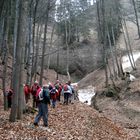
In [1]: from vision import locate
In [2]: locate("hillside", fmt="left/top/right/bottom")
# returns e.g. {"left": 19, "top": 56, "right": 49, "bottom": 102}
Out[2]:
{"left": 78, "top": 21, "right": 140, "bottom": 138}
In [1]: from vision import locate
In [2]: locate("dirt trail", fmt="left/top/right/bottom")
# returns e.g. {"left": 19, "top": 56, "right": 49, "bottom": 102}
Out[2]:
{"left": 0, "top": 101, "right": 135, "bottom": 140}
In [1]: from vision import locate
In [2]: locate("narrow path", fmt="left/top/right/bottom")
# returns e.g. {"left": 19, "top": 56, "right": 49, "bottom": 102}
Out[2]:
{"left": 0, "top": 101, "right": 135, "bottom": 140}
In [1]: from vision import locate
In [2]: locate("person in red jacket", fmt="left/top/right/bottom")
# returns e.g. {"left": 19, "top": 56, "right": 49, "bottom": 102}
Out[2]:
{"left": 24, "top": 83, "right": 31, "bottom": 103}
{"left": 31, "top": 81, "right": 40, "bottom": 107}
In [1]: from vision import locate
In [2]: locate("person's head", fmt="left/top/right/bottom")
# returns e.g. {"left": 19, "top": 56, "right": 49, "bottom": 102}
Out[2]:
{"left": 34, "top": 80, "right": 39, "bottom": 85}
{"left": 43, "top": 84, "right": 48, "bottom": 89}
{"left": 68, "top": 80, "right": 71, "bottom": 85}
{"left": 36, "top": 85, "right": 40, "bottom": 89}
{"left": 26, "top": 83, "right": 30, "bottom": 86}
{"left": 48, "top": 82, "right": 53, "bottom": 90}
{"left": 56, "top": 79, "right": 60, "bottom": 84}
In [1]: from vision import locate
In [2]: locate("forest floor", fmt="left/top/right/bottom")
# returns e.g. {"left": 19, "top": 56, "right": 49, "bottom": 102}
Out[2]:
{"left": 0, "top": 100, "right": 136, "bottom": 140}
{"left": 0, "top": 21, "right": 140, "bottom": 140}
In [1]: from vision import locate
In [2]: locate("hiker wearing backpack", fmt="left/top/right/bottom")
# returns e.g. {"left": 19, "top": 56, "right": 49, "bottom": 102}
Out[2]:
{"left": 50, "top": 87, "right": 58, "bottom": 108}
{"left": 31, "top": 81, "right": 40, "bottom": 107}
{"left": 67, "top": 81, "right": 75, "bottom": 103}
{"left": 34, "top": 84, "right": 50, "bottom": 127}
{"left": 62, "top": 82, "right": 72, "bottom": 105}
{"left": 24, "top": 83, "right": 31, "bottom": 103}
{"left": 54, "top": 80, "right": 62, "bottom": 102}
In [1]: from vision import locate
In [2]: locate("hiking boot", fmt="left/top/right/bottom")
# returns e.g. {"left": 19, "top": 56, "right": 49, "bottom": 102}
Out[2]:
{"left": 34, "top": 122, "right": 38, "bottom": 126}
{"left": 44, "top": 124, "right": 48, "bottom": 127}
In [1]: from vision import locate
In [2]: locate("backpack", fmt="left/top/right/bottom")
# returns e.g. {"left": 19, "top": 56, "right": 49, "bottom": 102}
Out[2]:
{"left": 50, "top": 88, "right": 56, "bottom": 95}
{"left": 63, "top": 84, "right": 68, "bottom": 91}
{"left": 36, "top": 88, "right": 50, "bottom": 103}
{"left": 71, "top": 86, "right": 75, "bottom": 93}
{"left": 36, "top": 88, "right": 43, "bottom": 101}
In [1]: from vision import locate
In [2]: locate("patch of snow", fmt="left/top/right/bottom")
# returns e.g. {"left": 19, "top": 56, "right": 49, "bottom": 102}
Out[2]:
{"left": 78, "top": 86, "right": 95, "bottom": 105}
{"left": 122, "top": 52, "right": 140, "bottom": 72}
{"left": 122, "top": 51, "right": 140, "bottom": 81}
{"left": 130, "top": 74, "right": 135, "bottom": 81}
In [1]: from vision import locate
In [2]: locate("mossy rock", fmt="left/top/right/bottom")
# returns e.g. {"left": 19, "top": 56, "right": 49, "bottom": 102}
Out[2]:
{"left": 105, "top": 86, "right": 120, "bottom": 99}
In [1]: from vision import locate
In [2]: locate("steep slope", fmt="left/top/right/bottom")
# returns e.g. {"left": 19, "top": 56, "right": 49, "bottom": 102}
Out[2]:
{"left": 78, "top": 20, "right": 140, "bottom": 138}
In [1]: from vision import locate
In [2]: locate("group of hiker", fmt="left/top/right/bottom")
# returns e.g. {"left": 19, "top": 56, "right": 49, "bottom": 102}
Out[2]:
{"left": 6, "top": 80, "right": 77, "bottom": 108}
{"left": 6, "top": 79, "right": 78, "bottom": 128}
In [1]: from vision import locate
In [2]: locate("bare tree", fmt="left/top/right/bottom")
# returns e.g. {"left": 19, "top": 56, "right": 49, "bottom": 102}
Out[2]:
{"left": 1, "top": 0, "right": 11, "bottom": 110}
{"left": 107, "top": 26, "right": 116, "bottom": 79}
{"left": 123, "top": 18, "right": 136, "bottom": 70}
{"left": 132, "top": 0, "right": 140, "bottom": 38}
{"left": 10, "top": 0, "right": 27, "bottom": 122}
{"left": 39, "top": 0, "right": 51, "bottom": 86}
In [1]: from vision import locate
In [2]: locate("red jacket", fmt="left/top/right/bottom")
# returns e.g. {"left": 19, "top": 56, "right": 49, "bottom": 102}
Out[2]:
{"left": 31, "top": 84, "right": 39, "bottom": 96}
{"left": 24, "top": 85, "right": 31, "bottom": 95}
{"left": 50, "top": 88, "right": 57, "bottom": 101}
{"left": 35, "top": 87, "right": 42, "bottom": 97}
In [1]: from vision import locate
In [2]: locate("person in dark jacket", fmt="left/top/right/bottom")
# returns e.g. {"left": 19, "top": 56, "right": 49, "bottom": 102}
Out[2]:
{"left": 34, "top": 84, "right": 50, "bottom": 127}
{"left": 50, "top": 87, "right": 57, "bottom": 108}
{"left": 54, "top": 80, "right": 62, "bottom": 102}
{"left": 7, "top": 89, "right": 13, "bottom": 108}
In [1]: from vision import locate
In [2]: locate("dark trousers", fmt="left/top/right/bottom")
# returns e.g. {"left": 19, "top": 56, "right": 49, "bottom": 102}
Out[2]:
{"left": 33, "top": 95, "right": 38, "bottom": 108}
{"left": 64, "top": 93, "right": 70, "bottom": 105}
{"left": 57, "top": 93, "right": 61, "bottom": 101}
{"left": 25, "top": 94, "right": 30, "bottom": 103}
{"left": 8, "top": 97, "right": 12, "bottom": 108}
{"left": 34, "top": 102, "right": 48, "bottom": 126}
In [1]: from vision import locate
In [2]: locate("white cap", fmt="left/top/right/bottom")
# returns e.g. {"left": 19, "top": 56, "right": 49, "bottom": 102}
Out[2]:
{"left": 34, "top": 80, "right": 38, "bottom": 84}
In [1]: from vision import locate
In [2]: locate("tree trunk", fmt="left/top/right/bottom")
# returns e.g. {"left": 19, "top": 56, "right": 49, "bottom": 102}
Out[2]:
{"left": 123, "top": 18, "right": 136, "bottom": 69}
{"left": 34, "top": 23, "right": 40, "bottom": 81}
{"left": 45, "top": 23, "right": 56, "bottom": 79}
{"left": 96, "top": 1, "right": 102, "bottom": 43}
{"left": 101, "top": 0, "right": 108, "bottom": 87}
{"left": 17, "top": 0, "right": 27, "bottom": 119}
{"left": 30, "top": 0, "right": 39, "bottom": 84}
{"left": 107, "top": 55, "right": 116, "bottom": 87}
{"left": 2, "top": 40, "right": 8, "bottom": 110}
{"left": 39, "top": 0, "right": 50, "bottom": 86}
{"left": 122, "top": 21, "right": 135, "bottom": 70}
{"left": 11, "top": 0, "right": 19, "bottom": 89}
{"left": 1, "top": 0, "right": 10, "bottom": 110}
{"left": 10, "top": 0, "right": 26, "bottom": 122}
{"left": 132, "top": 0, "right": 140, "bottom": 38}
{"left": 26, "top": 0, "right": 33, "bottom": 85}
{"left": 65, "top": 19, "right": 70, "bottom": 81}
{"left": 0, "top": 0, "right": 5, "bottom": 18}
{"left": 107, "top": 26, "right": 116, "bottom": 79}
{"left": 111, "top": 26, "right": 121, "bottom": 76}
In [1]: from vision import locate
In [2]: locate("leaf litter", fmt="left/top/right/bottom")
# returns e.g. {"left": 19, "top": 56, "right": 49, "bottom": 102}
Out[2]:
{"left": 0, "top": 101, "right": 136, "bottom": 140}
